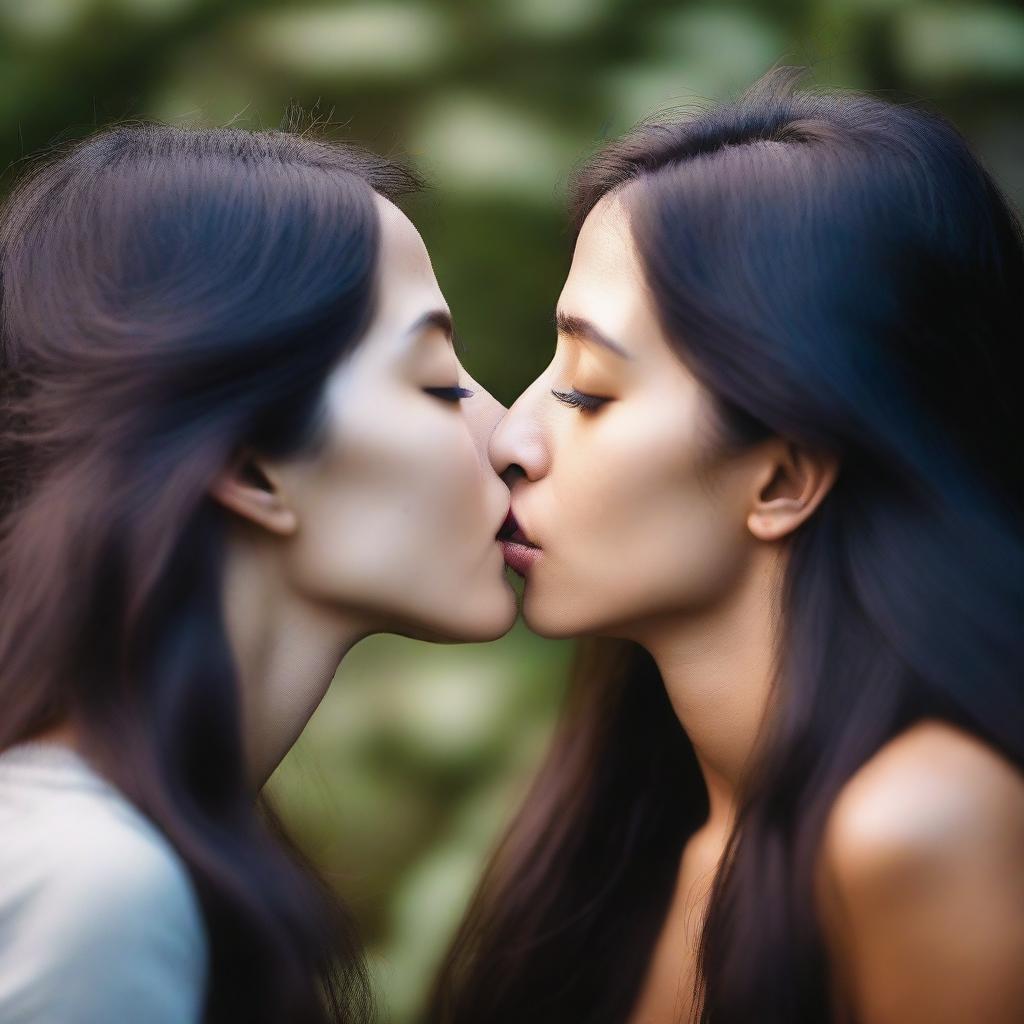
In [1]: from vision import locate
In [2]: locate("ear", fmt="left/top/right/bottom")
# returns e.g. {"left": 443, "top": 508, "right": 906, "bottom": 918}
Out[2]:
{"left": 746, "top": 440, "right": 839, "bottom": 542}
{"left": 209, "top": 447, "right": 297, "bottom": 536}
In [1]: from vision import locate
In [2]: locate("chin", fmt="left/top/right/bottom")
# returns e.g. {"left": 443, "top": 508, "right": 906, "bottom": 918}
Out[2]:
{"left": 460, "top": 583, "right": 519, "bottom": 641}
{"left": 458, "top": 612, "right": 517, "bottom": 643}
{"left": 521, "top": 593, "right": 588, "bottom": 640}
{"left": 522, "top": 586, "right": 640, "bottom": 641}
{"left": 402, "top": 580, "right": 518, "bottom": 643}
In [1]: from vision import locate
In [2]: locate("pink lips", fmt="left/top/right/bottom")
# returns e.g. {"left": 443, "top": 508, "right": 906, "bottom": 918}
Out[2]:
{"left": 497, "top": 510, "right": 541, "bottom": 578}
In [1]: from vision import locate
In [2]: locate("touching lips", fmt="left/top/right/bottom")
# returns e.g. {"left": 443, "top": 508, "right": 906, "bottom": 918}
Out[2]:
{"left": 497, "top": 509, "right": 534, "bottom": 546}
{"left": 497, "top": 510, "right": 541, "bottom": 578}
{"left": 498, "top": 509, "right": 513, "bottom": 541}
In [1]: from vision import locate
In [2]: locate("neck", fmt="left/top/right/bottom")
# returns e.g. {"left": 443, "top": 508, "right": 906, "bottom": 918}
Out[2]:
{"left": 638, "top": 546, "right": 784, "bottom": 836}
{"left": 221, "top": 528, "right": 372, "bottom": 791}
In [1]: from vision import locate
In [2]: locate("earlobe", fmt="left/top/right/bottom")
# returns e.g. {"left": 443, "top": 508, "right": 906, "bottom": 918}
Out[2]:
{"left": 746, "top": 441, "right": 838, "bottom": 542}
{"left": 209, "top": 451, "right": 298, "bottom": 536}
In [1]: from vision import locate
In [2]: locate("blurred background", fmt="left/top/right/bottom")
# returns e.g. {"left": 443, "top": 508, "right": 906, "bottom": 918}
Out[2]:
{"left": 2, "top": 0, "right": 1021, "bottom": 1018}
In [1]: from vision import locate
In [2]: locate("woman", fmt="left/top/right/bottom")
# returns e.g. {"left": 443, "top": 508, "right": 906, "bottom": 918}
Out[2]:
{"left": 429, "top": 69, "right": 1024, "bottom": 1023}
{"left": 0, "top": 122, "right": 516, "bottom": 1023}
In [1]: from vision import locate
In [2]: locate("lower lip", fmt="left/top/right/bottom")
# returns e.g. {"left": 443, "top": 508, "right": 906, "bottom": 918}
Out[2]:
{"left": 501, "top": 540, "right": 541, "bottom": 578}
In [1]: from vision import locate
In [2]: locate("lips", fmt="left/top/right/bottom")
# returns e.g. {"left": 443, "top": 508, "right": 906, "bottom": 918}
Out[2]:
{"left": 497, "top": 510, "right": 537, "bottom": 548}
{"left": 497, "top": 509, "right": 540, "bottom": 578}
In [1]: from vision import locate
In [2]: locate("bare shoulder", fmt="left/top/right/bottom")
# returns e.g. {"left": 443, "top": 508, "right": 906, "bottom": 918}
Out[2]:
{"left": 821, "top": 718, "right": 1024, "bottom": 881}
{"left": 817, "top": 720, "right": 1024, "bottom": 1023}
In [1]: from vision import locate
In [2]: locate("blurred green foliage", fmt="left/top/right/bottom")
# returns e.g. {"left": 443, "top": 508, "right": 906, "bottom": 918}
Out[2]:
{"left": 2, "top": 1, "right": 1021, "bottom": 1019}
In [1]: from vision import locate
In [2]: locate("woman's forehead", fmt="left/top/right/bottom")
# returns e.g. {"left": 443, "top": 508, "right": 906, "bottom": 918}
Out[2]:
{"left": 558, "top": 193, "right": 654, "bottom": 345}
{"left": 373, "top": 194, "right": 445, "bottom": 309}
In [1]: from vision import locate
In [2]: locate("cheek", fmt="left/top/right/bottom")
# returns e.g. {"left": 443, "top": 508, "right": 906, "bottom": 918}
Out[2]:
{"left": 540, "top": 408, "right": 748, "bottom": 630}
{"left": 284, "top": 391, "right": 493, "bottom": 614}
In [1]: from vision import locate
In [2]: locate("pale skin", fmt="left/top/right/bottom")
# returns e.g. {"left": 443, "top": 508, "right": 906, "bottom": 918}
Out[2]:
{"left": 34, "top": 194, "right": 517, "bottom": 790}
{"left": 489, "top": 191, "right": 1024, "bottom": 1023}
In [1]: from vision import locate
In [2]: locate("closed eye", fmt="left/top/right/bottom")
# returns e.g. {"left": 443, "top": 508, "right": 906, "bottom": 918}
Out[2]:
{"left": 424, "top": 386, "right": 475, "bottom": 403}
{"left": 551, "top": 388, "right": 610, "bottom": 413}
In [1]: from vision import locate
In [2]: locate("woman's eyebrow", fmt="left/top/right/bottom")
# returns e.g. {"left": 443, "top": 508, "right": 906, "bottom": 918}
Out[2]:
{"left": 404, "top": 308, "right": 466, "bottom": 354}
{"left": 555, "top": 310, "right": 631, "bottom": 359}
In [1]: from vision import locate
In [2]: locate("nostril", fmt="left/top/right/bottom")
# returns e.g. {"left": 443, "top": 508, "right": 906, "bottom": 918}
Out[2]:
{"left": 500, "top": 464, "right": 527, "bottom": 487}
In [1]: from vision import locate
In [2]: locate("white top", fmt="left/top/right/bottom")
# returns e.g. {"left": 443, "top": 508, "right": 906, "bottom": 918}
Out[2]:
{"left": 0, "top": 741, "right": 208, "bottom": 1023}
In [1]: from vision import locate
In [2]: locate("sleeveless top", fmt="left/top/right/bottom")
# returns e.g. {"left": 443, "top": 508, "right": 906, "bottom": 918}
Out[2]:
{"left": 0, "top": 740, "right": 208, "bottom": 1022}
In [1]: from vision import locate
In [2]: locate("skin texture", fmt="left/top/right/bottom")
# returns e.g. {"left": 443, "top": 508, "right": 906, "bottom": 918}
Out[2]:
{"left": 490, "top": 191, "right": 835, "bottom": 826}
{"left": 490, "top": 192, "right": 1024, "bottom": 1022}
{"left": 39, "top": 196, "right": 515, "bottom": 789}
{"left": 817, "top": 720, "right": 1024, "bottom": 1024}
{"left": 212, "top": 195, "right": 515, "bottom": 785}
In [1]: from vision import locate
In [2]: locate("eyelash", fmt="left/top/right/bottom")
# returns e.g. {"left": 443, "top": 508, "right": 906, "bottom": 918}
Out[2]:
{"left": 551, "top": 388, "right": 610, "bottom": 413}
{"left": 424, "top": 386, "right": 475, "bottom": 403}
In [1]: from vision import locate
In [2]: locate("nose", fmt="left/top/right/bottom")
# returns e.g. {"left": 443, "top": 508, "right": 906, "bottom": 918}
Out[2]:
{"left": 460, "top": 368, "right": 507, "bottom": 470}
{"left": 488, "top": 377, "right": 551, "bottom": 483}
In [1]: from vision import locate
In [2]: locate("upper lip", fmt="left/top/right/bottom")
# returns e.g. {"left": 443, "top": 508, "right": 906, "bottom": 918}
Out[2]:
{"left": 497, "top": 507, "right": 538, "bottom": 548}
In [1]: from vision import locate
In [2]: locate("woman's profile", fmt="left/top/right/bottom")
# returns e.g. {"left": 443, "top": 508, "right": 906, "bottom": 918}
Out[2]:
{"left": 0, "top": 121, "right": 516, "bottom": 1023}
{"left": 430, "top": 68, "right": 1024, "bottom": 1023}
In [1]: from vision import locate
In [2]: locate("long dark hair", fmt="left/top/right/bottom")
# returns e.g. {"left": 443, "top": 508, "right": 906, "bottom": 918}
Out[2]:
{"left": 0, "top": 120, "right": 417, "bottom": 1023}
{"left": 426, "top": 68, "right": 1024, "bottom": 1023}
